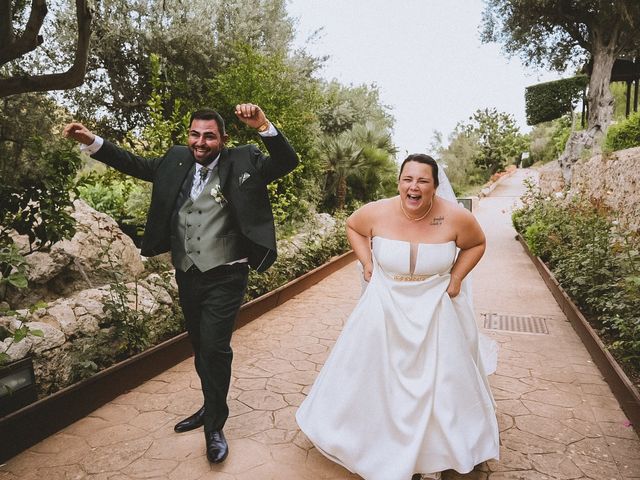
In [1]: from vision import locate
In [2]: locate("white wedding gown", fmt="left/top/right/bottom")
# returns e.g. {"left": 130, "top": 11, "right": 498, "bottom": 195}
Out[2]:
{"left": 296, "top": 237, "right": 499, "bottom": 480}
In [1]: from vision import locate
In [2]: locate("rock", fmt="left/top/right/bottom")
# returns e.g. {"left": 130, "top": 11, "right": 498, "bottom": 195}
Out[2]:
{"left": 279, "top": 213, "right": 338, "bottom": 256}
{"left": 0, "top": 319, "right": 65, "bottom": 361}
{"left": 1, "top": 201, "right": 183, "bottom": 395}
{"left": 53, "top": 199, "right": 145, "bottom": 284}
{"left": 25, "top": 248, "right": 74, "bottom": 284}
{"left": 47, "top": 299, "right": 101, "bottom": 337}
{"left": 558, "top": 130, "right": 595, "bottom": 182}
{"left": 139, "top": 274, "right": 174, "bottom": 305}
{"left": 27, "top": 322, "right": 66, "bottom": 354}
{"left": 0, "top": 316, "right": 22, "bottom": 332}
{"left": 77, "top": 289, "right": 110, "bottom": 318}
{"left": 7, "top": 200, "right": 145, "bottom": 308}
{"left": 2, "top": 336, "right": 33, "bottom": 362}
{"left": 538, "top": 160, "right": 566, "bottom": 196}
{"left": 124, "top": 283, "right": 158, "bottom": 315}
{"left": 46, "top": 302, "right": 77, "bottom": 336}
{"left": 76, "top": 314, "right": 100, "bottom": 334}
{"left": 37, "top": 288, "right": 110, "bottom": 338}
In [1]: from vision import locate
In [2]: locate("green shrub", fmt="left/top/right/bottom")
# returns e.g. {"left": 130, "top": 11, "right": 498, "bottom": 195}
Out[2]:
{"left": 604, "top": 111, "right": 640, "bottom": 151}
{"left": 1, "top": 138, "right": 81, "bottom": 251}
{"left": 513, "top": 184, "right": 640, "bottom": 372}
{"left": 245, "top": 216, "right": 350, "bottom": 301}
{"left": 528, "top": 115, "right": 580, "bottom": 166}
{"left": 76, "top": 170, "right": 150, "bottom": 227}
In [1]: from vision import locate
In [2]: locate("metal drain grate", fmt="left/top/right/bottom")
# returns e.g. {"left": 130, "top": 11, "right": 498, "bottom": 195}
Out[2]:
{"left": 482, "top": 312, "right": 549, "bottom": 334}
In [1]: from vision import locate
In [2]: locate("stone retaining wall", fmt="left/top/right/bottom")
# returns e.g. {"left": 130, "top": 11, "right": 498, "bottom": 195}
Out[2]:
{"left": 1, "top": 200, "right": 180, "bottom": 396}
{"left": 539, "top": 146, "right": 640, "bottom": 232}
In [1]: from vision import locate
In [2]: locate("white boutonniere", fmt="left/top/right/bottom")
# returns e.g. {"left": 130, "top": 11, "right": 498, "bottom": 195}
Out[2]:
{"left": 210, "top": 184, "right": 227, "bottom": 205}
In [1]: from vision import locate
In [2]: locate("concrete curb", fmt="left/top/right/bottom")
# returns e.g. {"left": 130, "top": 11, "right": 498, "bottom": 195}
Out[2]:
{"left": 0, "top": 250, "right": 356, "bottom": 463}
{"left": 516, "top": 234, "right": 640, "bottom": 436}
{"left": 479, "top": 167, "right": 518, "bottom": 198}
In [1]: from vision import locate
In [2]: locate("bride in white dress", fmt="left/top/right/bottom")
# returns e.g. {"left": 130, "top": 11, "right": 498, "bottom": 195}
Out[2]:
{"left": 296, "top": 154, "right": 499, "bottom": 480}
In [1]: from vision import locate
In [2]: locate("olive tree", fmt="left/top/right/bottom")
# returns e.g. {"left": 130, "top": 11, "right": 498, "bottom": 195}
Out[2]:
{"left": 482, "top": 0, "right": 640, "bottom": 178}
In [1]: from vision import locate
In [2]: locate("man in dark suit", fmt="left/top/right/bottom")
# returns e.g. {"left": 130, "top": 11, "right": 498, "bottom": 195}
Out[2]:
{"left": 63, "top": 104, "right": 298, "bottom": 463}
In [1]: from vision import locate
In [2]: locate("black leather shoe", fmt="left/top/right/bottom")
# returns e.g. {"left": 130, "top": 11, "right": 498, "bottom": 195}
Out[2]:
{"left": 174, "top": 406, "right": 205, "bottom": 433}
{"left": 205, "top": 430, "right": 229, "bottom": 463}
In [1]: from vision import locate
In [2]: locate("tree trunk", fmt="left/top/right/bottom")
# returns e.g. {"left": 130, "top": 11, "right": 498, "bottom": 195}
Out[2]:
{"left": 336, "top": 177, "right": 347, "bottom": 210}
{"left": 558, "top": 38, "right": 616, "bottom": 182}
{"left": 586, "top": 42, "right": 616, "bottom": 144}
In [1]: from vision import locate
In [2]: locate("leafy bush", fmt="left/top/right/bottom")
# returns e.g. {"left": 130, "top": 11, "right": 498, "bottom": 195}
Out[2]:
{"left": 513, "top": 183, "right": 640, "bottom": 372}
{"left": 527, "top": 115, "right": 573, "bottom": 165}
{"left": 435, "top": 129, "right": 488, "bottom": 195}
{"left": 604, "top": 111, "right": 640, "bottom": 152}
{"left": 1, "top": 137, "right": 82, "bottom": 252}
{"left": 76, "top": 169, "right": 150, "bottom": 228}
{"left": 464, "top": 108, "right": 528, "bottom": 175}
{"left": 0, "top": 244, "right": 46, "bottom": 365}
{"left": 245, "top": 216, "right": 351, "bottom": 301}
{"left": 208, "top": 43, "right": 324, "bottom": 225}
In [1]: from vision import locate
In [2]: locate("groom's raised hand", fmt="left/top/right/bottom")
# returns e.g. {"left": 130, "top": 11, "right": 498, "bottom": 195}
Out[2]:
{"left": 234, "top": 103, "right": 270, "bottom": 131}
{"left": 63, "top": 122, "right": 96, "bottom": 146}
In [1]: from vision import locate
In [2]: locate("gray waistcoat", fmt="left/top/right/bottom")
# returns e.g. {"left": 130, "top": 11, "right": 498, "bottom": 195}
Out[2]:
{"left": 171, "top": 167, "right": 246, "bottom": 272}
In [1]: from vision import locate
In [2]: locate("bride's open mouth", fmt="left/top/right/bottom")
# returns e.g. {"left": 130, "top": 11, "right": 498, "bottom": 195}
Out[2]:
{"left": 406, "top": 193, "right": 422, "bottom": 207}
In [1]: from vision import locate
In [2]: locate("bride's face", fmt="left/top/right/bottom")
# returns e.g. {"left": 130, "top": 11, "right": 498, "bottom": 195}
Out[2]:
{"left": 398, "top": 161, "right": 437, "bottom": 214}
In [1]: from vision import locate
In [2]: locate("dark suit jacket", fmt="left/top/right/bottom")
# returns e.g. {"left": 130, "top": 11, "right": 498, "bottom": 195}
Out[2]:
{"left": 91, "top": 130, "right": 299, "bottom": 272}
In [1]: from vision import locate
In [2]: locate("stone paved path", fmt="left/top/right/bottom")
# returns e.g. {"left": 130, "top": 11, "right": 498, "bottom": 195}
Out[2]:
{"left": 1, "top": 169, "right": 639, "bottom": 479}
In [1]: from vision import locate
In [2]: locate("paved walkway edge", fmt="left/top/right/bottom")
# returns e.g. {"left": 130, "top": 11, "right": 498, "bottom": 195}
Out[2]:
{"left": 0, "top": 250, "right": 356, "bottom": 463}
{"left": 517, "top": 233, "right": 640, "bottom": 435}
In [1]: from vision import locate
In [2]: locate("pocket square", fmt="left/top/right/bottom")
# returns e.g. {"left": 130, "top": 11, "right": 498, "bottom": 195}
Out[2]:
{"left": 239, "top": 172, "right": 251, "bottom": 185}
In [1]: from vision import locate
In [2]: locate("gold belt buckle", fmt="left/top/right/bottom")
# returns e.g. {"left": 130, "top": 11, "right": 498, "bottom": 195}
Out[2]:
{"left": 393, "top": 274, "right": 429, "bottom": 281}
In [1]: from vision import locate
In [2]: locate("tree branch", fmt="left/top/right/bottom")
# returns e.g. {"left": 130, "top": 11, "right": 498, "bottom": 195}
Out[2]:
{"left": 0, "top": 1, "right": 14, "bottom": 48}
{"left": 555, "top": 3, "right": 591, "bottom": 51}
{"left": 0, "top": 0, "right": 48, "bottom": 66}
{"left": 619, "top": 2, "right": 640, "bottom": 29}
{"left": 614, "top": 2, "right": 640, "bottom": 55}
{"left": 0, "top": 0, "right": 92, "bottom": 98}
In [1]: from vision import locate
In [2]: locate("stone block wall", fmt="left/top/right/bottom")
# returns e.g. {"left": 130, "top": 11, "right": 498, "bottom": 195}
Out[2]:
{"left": 538, "top": 146, "right": 640, "bottom": 232}
{"left": 571, "top": 147, "right": 640, "bottom": 232}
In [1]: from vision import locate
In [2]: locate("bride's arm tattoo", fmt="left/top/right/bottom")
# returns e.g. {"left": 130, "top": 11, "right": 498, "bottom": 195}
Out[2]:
{"left": 430, "top": 216, "right": 444, "bottom": 225}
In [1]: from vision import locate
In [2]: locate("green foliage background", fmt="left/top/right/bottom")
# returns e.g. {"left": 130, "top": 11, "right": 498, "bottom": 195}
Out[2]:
{"left": 433, "top": 108, "right": 528, "bottom": 194}
{"left": 605, "top": 111, "right": 640, "bottom": 152}
{"left": 513, "top": 183, "right": 640, "bottom": 373}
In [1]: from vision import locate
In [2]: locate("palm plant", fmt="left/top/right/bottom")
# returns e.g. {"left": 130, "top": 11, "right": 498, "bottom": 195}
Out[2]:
{"left": 320, "top": 132, "right": 363, "bottom": 210}
{"left": 351, "top": 121, "right": 398, "bottom": 200}
{"left": 320, "top": 121, "right": 398, "bottom": 211}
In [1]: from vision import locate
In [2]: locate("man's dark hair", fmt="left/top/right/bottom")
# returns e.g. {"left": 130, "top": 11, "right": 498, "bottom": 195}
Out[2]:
{"left": 398, "top": 153, "right": 439, "bottom": 188}
{"left": 190, "top": 109, "right": 226, "bottom": 135}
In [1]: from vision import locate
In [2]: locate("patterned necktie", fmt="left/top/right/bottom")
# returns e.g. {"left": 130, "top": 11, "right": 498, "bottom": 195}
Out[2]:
{"left": 191, "top": 166, "right": 210, "bottom": 200}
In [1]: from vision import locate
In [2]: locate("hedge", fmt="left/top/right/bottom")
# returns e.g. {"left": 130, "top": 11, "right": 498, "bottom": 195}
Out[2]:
{"left": 525, "top": 75, "right": 589, "bottom": 126}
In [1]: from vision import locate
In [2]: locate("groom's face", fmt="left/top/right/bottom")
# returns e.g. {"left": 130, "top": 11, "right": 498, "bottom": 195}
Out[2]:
{"left": 188, "top": 119, "right": 228, "bottom": 165}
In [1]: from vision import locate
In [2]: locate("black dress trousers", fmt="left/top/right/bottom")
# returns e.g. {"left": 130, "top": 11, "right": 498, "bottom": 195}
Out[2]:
{"left": 175, "top": 263, "right": 249, "bottom": 432}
